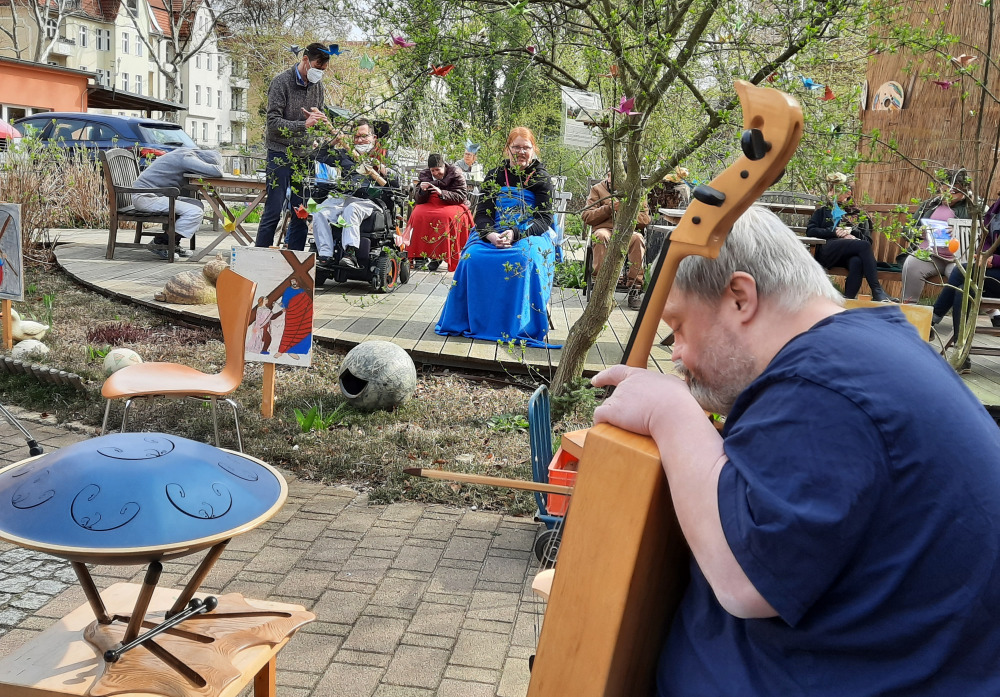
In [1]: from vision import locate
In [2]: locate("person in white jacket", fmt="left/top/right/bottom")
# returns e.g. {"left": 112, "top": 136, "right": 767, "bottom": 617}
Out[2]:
{"left": 131, "top": 148, "right": 224, "bottom": 259}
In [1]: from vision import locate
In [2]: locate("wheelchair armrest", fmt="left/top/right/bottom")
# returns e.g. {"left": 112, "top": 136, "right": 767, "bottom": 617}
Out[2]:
{"left": 115, "top": 185, "right": 182, "bottom": 198}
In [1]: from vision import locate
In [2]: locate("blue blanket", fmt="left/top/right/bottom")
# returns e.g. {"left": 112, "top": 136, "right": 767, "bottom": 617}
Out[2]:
{"left": 436, "top": 187, "right": 561, "bottom": 348}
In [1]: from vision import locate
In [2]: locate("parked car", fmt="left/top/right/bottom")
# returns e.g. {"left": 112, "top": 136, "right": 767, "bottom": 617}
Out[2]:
{"left": 12, "top": 112, "right": 197, "bottom": 163}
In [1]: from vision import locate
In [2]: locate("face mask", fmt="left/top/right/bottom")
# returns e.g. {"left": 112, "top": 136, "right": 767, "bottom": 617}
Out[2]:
{"left": 306, "top": 67, "right": 323, "bottom": 84}
{"left": 355, "top": 142, "right": 374, "bottom": 153}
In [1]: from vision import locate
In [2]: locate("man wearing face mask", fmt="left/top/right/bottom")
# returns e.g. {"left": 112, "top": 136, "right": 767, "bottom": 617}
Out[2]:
{"left": 312, "top": 119, "right": 399, "bottom": 269}
{"left": 254, "top": 42, "right": 330, "bottom": 251}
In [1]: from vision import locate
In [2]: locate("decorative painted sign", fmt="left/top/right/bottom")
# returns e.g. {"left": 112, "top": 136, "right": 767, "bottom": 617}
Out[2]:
{"left": 0, "top": 203, "right": 24, "bottom": 301}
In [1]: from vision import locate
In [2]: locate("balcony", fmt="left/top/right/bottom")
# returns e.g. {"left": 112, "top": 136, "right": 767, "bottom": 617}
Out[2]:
{"left": 229, "top": 109, "right": 249, "bottom": 122}
{"left": 231, "top": 75, "right": 249, "bottom": 89}
{"left": 50, "top": 37, "right": 75, "bottom": 56}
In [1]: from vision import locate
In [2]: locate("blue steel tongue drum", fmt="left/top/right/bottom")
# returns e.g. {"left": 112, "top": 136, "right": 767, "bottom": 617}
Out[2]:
{"left": 0, "top": 432, "right": 314, "bottom": 696}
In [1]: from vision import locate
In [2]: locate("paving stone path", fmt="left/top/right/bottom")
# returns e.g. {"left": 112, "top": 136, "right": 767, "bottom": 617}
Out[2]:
{"left": 0, "top": 409, "right": 541, "bottom": 696}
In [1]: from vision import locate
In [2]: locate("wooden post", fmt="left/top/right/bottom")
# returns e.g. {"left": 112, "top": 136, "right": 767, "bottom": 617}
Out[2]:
{"left": 262, "top": 362, "right": 276, "bottom": 418}
{"left": 1, "top": 300, "right": 11, "bottom": 350}
{"left": 254, "top": 656, "right": 277, "bottom": 697}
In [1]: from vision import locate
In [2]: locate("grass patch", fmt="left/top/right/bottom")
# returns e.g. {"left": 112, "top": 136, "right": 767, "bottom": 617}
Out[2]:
{"left": 1, "top": 263, "right": 594, "bottom": 515}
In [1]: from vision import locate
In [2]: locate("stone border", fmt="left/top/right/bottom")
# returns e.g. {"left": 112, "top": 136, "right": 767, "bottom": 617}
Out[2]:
{"left": 0, "top": 356, "right": 88, "bottom": 392}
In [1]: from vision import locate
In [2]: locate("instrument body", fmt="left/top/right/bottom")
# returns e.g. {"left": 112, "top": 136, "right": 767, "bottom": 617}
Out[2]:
{"left": 527, "top": 81, "right": 803, "bottom": 696}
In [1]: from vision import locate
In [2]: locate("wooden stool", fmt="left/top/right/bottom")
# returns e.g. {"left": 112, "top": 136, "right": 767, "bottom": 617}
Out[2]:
{"left": 0, "top": 583, "right": 311, "bottom": 697}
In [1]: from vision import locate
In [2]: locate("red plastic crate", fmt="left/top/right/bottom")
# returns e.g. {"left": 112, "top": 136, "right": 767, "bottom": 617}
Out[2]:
{"left": 546, "top": 448, "right": 578, "bottom": 516}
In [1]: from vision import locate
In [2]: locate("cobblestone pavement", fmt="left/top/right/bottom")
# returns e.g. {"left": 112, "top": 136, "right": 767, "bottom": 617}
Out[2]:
{"left": 0, "top": 408, "right": 541, "bottom": 696}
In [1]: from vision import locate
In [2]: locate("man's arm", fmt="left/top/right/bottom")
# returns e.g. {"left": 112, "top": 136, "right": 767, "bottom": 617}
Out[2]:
{"left": 580, "top": 185, "right": 611, "bottom": 227}
{"left": 592, "top": 366, "right": 777, "bottom": 619}
{"left": 435, "top": 166, "right": 468, "bottom": 204}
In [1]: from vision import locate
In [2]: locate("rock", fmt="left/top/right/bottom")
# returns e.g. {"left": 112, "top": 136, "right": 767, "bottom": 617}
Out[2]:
{"left": 11, "top": 340, "right": 49, "bottom": 361}
{"left": 339, "top": 341, "right": 417, "bottom": 412}
{"left": 154, "top": 271, "right": 217, "bottom": 305}
{"left": 202, "top": 254, "right": 229, "bottom": 285}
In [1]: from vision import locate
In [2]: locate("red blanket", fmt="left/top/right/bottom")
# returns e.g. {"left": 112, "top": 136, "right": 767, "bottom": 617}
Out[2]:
{"left": 405, "top": 196, "right": 474, "bottom": 270}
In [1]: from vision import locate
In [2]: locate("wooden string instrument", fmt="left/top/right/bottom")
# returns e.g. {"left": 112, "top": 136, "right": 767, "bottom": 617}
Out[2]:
{"left": 526, "top": 81, "right": 803, "bottom": 697}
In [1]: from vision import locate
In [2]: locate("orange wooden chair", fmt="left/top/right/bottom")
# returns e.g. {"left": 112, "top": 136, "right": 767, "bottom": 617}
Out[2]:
{"left": 100, "top": 269, "right": 257, "bottom": 450}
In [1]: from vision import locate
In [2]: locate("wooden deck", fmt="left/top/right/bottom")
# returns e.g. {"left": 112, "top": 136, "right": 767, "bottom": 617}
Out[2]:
{"left": 51, "top": 228, "right": 1000, "bottom": 406}
{"left": 51, "top": 229, "right": 674, "bottom": 378}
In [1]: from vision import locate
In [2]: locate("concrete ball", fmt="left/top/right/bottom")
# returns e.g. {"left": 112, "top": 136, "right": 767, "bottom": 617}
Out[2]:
{"left": 339, "top": 341, "right": 417, "bottom": 411}
{"left": 103, "top": 347, "right": 143, "bottom": 376}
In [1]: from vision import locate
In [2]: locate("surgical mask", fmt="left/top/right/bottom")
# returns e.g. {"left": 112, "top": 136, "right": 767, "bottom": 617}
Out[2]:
{"left": 306, "top": 67, "right": 324, "bottom": 84}
{"left": 355, "top": 142, "right": 374, "bottom": 153}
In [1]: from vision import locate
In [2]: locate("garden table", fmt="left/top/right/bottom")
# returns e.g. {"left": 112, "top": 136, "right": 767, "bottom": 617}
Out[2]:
{"left": 184, "top": 173, "right": 268, "bottom": 262}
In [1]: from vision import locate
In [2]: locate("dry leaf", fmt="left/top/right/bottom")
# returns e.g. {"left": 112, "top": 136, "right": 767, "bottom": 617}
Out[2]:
{"left": 407, "top": 453, "right": 417, "bottom": 460}
{"left": 449, "top": 483, "right": 461, "bottom": 492}
{"left": 433, "top": 458, "right": 448, "bottom": 464}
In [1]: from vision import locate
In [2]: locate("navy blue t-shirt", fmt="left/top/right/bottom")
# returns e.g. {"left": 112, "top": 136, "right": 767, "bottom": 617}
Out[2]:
{"left": 658, "top": 307, "right": 1000, "bottom": 696}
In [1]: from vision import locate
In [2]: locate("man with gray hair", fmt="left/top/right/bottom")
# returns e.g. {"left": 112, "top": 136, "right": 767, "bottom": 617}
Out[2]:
{"left": 132, "top": 147, "right": 224, "bottom": 259}
{"left": 593, "top": 206, "right": 1000, "bottom": 695}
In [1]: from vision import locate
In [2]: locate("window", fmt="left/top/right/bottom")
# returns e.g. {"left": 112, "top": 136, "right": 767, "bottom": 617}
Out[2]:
{"left": 206, "top": 54, "right": 212, "bottom": 71}
{"left": 136, "top": 39, "right": 142, "bottom": 57}
{"left": 230, "top": 88, "right": 242, "bottom": 111}
{"left": 205, "top": 85, "right": 211, "bottom": 105}
{"left": 79, "top": 26, "right": 88, "bottom": 48}
{"left": 201, "top": 122, "right": 207, "bottom": 142}
{"left": 217, "top": 89, "right": 222, "bottom": 108}
{"left": 97, "top": 28, "right": 110, "bottom": 51}
{"left": 45, "top": 18, "right": 57, "bottom": 39}
{"left": 126, "top": 0, "right": 138, "bottom": 14}
{"left": 195, "top": 54, "right": 201, "bottom": 69}
{"left": 194, "top": 85, "right": 201, "bottom": 105}
{"left": 121, "top": 72, "right": 129, "bottom": 92}
{"left": 216, "top": 124, "right": 221, "bottom": 144}
{"left": 122, "top": 32, "right": 129, "bottom": 54}
{"left": 190, "top": 121, "right": 197, "bottom": 140}
{"left": 95, "top": 68, "right": 107, "bottom": 86}
{"left": 134, "top": 75, "right": 142, "bottom": 95}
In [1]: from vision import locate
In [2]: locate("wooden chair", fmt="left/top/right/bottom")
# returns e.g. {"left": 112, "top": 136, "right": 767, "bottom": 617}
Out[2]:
{"left": 100, "top": 269, "right": 257, "bottom": 450}
{"left": 99, "top": 148, "right": 194, "bottom": 262}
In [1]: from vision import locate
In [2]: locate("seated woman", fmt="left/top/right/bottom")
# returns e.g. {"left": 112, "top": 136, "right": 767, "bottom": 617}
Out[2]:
{"left": 404, "top": 153, "right": 472, "bottom": 271}
{"left": 900, "top": 169, "right": 971, "bottom": 303}
{"left": 436, "top": 127, "right": 560, "bottom": 348}
{"left": 807, "top": 178, "right": 895, "bottom": 302}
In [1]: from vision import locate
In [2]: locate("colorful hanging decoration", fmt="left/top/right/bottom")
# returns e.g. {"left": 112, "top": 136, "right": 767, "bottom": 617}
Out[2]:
{"left": 820, "top": 85, "right": 836, "bottom": 101}
{"left": 392, "top": 36, "right": 416, "bottom": 48}
{"left": 611, "top": 96, "right": 641, "bottom": 116}
{"left": 288, "top": 45, "right": 302, "bottom": 57}
{"left": 294, "top": 204, "right": 309, "bottom": 219}
{"left": 318, "top": 44, "right": 343, "bottom": 57}
{"left": 360, "top": 55, "right": 376, "bottom": 70}
{"left": 599, "top": 64, "right": 619, "bottom": 78}
{"left": 430, "top": 64, "right": 456, "bottom": 77}
{"left": 465, "top": 140, "right": 481, "bottom": 154}
{"left": 951, "top": 54, "right": 978, "bottom": 69}
{"left": 525, "top": 45, "right": 537, "bottom": 55}
{"left": 471, "top": 28, "right": 488, "bottom": 42}
{"left": 800, "top": 76, "right": 823, "bottom": 90}
{"left": 766, "top": 73, "right": 777, "bottom": 83}
{"left": 506, "top": 0, "right": 529, "bottom": 14}
{"left": 932, "top": 79, "right": 958, "bottom": 90}
{"left": 306, "top": 197, "right": 319, "bottom": 214}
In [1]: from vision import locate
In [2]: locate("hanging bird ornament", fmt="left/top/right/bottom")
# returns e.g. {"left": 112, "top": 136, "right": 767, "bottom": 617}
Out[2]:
{"left": 392, "top": 36, "right": 416, "bottom": 48}
{"left": 820, "top": 85, "right": 836, "bottom": 100}
{"left": 951, "top": 54, "right": 978, "bottom": 69}
{"left": 471, "top": 27, "right": 488, "bottom": 43}
{"left": 288, "top": 44, "right": 302, "bottom": 57}
{"left": 599, "top": 63, "right": 619, "bottom": 78}
{"left": 430, "top": 64, "right": 456, "bottom": 77}
{"left": 506, "top": 0, "right": 529, "bottom": 14}
{"left": 319, "top": 44, "right": 344, "bottom": 57}
{"left": 933, "top": 79, "right": 958, "bottom": 89}
{"left": 800, "top": 76, "right": 823, "bottom": 90}
{"left": 611, "top": 96, "right": 642, "bottom": 116}
{"left": 360, "top": 54, "right": 376, "bottom": 70}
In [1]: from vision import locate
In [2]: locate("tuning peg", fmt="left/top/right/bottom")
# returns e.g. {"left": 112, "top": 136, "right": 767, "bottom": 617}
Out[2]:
{"left": 740, "top": 128, "right": 770, "bottom": 161}
{"left": 692, "top": 185, "right": 726, "bottom": 207}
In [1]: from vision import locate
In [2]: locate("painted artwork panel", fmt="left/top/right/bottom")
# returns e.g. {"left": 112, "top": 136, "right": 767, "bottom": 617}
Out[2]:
{"left": 230, "top": 246, "right": 316, "bottom": 367}
{"left": 0, "top": 204, "right": 24, "bottom": 301}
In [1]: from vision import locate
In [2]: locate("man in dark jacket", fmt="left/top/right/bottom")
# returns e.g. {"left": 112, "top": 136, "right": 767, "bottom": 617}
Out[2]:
{"left": 413, "top": 153, "right": 467, "bottom": 205}
{"left": 254, "top": 42, "right": 330, "bottom": 251}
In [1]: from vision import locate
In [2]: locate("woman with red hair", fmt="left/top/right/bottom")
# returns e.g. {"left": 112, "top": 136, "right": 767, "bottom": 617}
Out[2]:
{"left": 436, "top": 127, "right": 560, "bottom": 348}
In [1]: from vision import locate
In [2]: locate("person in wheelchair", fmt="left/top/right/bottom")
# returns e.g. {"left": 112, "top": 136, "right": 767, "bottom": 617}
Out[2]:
{"left": 435, "top": 126, "right": 561, "bottom": 348}
{"left": 581, "top": 167, "right": 651, "bottom": 310}
{"left": 312, "top": 119, "right": 399, "bottom": 269}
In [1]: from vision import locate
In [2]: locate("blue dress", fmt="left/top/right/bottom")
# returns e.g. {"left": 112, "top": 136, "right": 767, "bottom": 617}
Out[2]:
{"left": 436, "top": 186, "right": 561, "bottom": 348}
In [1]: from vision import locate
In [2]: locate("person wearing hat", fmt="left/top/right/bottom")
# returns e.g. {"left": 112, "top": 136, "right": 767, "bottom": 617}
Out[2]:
{"left": 807, "top": 175, "right": 895, "bottom": 302}
{"left": 900, "top": 168, "right": 973, "bottom": 304}
{"left": 455, "top": 140, "right": 484, "bottom": 182}
{"left": 405, "top": 153, "right": 472, "bottom": 271}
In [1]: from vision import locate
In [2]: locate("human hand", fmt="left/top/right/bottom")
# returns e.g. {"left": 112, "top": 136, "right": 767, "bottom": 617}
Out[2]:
{"left": 835, "top": 227, "right": 852, "bottom": 238}
{"left": 301, "top": 107, "right": 327, "bottom": 128}
{"left": 613, "top": 200, "right": 621, "bottom": 211}
{"left": 592, "top": 366, "right": 696, "bottom": 437}
{"left": 488, "top": 230, "right": 513, "bottom": 248}
{"left": 420, "top": 181, "right": 432, "bottom": 190}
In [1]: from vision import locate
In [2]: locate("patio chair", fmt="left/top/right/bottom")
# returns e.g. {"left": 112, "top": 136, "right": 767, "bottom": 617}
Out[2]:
{"left": 99, "top": 148, "right": 195, "bottom": 262}
{"left": 100, "top": 269, "right": 257, "bottom": 451}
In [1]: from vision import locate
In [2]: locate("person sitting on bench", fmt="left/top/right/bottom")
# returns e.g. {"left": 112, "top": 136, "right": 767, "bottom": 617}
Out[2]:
{"left": 405, "top": 153, "right": 471, "bottom": 271}
{"left": 807, "top": 173, "right": 895, "bottom": 302}
{"left": 313, "top": 119, "right": 397, "bottom": 269}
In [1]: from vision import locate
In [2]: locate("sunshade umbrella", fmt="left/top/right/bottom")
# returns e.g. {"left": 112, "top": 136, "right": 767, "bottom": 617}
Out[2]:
{"left": 0, "top": 118, "right": 19, "bottom": 139}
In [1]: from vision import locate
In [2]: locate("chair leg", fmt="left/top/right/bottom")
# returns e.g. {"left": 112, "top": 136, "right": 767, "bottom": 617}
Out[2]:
{"left": 101, "top": 399, "right": 112, "bottom": 435}
{"left": 134, "top": 221, "right": 143, "bottom": 244}
{"left": 223, "top": 398, "right": 243, "bottom": 452}
{"left": 120, "top": 398, "right": 135, "bottom": 433}
{"left": 107, "top": 212, "right": 118, "bottom": 260}
{"left": 210, "top": 397, "right": 220, "bottom": 447}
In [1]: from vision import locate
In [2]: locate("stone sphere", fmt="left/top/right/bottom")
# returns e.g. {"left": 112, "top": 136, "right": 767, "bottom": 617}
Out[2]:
{"left": 103, "top": 347, "right": 143, "bottom": 376}
{"left": 339, "top": 341, "right": 417, "bottom": 411}
{"left": 11, "top": 340, "right": 48, "bottom": 361}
